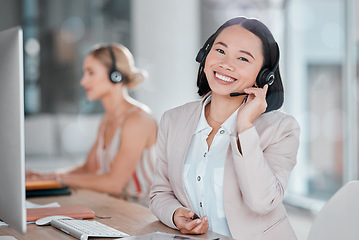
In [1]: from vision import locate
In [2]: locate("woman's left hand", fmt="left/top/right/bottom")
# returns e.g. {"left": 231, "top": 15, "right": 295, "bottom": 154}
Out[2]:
{"left": 236, "top": 84, "right": 268, "bottom": 133}
{"left": 173, "top": 208, "right": 209, "bottom": 235}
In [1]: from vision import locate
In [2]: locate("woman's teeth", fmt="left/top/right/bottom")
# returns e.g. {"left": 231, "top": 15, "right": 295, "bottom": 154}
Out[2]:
{"left": 215, "top": 72, "right": 235, "bottom": 82}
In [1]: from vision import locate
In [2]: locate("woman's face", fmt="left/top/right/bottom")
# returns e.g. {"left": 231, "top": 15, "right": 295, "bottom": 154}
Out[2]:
{"left": 204, "top": 25, "right": 264, "bottom": 96}
{"left": 80, "top": 54, "right": 112, "bottom": 100}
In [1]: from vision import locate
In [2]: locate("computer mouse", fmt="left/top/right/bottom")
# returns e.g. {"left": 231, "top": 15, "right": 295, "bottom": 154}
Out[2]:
{"left": 35, "top": 215, "right": 74, "bottom": 226}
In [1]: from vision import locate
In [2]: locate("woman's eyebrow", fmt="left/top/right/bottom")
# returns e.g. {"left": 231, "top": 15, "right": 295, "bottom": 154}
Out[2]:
{"left": 214, "top": 41, "right": 228, "bottom": 48}
{"left": 214, "top": 41, "right": 255, "bottom": 60}
{"left": 239, "top": 50, "right": 255, "bottom": 60}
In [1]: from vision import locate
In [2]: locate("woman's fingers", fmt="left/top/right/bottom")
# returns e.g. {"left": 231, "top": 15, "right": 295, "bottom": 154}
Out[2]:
{"left": 25, "top": 170, "right": 56, "bottom": 181}
{"left": 190, "top": 216, "right": 209, "bottom": 234}
{"left": 173, "top": 208, "right": 209, "bottom": 235}
{"left": 180, "top": 216, "right": 209, "bottom": 234}
{"left": 237, "top": 84, "right": 269, "bottom": 133}
{"left": 244, "top": 84, "right": 268, "bottom": 99}
{"left": 25, "top": 170, "right": 41, "bottom": 180}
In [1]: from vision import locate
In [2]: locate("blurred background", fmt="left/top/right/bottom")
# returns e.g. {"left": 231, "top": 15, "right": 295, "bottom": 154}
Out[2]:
{"left": 0, "top": 0, "right": 358, "bottom": 239}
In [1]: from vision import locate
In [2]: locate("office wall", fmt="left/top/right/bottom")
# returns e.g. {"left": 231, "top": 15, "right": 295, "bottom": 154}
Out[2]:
{"left": 131, "top": 0, "right": 200, "bottom": 121}
{"left": 0, "top": 1, "right": 21, "bottom": 31}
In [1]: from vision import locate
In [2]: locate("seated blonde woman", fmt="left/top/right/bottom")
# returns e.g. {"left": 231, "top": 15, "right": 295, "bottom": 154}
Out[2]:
{"left": 27, "top": 44, "right": 157, "bottom": 206}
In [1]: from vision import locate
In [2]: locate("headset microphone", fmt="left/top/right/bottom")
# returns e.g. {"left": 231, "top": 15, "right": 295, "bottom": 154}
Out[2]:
{"left": 107, "top": 46, "right": 123, "bottom": 83}
{"left": 229, "top": 92, "right": 248, "bottom": 97}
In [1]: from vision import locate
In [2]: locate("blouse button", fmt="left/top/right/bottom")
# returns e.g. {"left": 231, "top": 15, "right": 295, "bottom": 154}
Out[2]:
{"left": 220, "top": 130, "right": 225, "bottom": 134}
{"left": 203, "top": 152, "right": 207, "bottom": 157}
{"left": 200, "top": 202, "right": 203, "bottom": 207}
{"left": 197, "top": 176, "right": 201, "bottom": 181}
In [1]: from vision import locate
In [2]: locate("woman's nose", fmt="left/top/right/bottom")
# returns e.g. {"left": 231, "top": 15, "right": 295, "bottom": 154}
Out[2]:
{"left": 219, "top": 56, "right": 235, "bottom": 71}
{"left": 80, "top": 76, "right": 86, "bottom": 86}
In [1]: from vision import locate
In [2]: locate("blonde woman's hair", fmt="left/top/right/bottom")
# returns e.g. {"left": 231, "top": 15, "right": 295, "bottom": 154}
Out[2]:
{"left": 89, "top": 43, "right": 146, "bottom": 89}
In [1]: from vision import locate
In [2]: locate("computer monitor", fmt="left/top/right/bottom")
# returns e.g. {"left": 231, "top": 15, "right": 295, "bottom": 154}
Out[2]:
{"left": 0, "top": 26, "right": 26, "bottom": 233}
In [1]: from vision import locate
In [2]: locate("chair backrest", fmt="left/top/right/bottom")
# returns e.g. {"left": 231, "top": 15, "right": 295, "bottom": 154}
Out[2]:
{"left": 307, "top": 180, "right": 359, "bottom": 240}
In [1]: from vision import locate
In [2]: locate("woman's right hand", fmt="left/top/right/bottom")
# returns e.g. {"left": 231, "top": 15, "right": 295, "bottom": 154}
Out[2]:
{"left": 173, "top": 207, "right": 209, "bottom": 235}
{"left": 236, "top": 84, "right": 268, "bottom": 133}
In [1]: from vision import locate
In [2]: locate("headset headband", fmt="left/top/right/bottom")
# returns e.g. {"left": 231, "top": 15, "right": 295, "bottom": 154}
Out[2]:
{"left": 107, "top": 46, "right": 123, "bottom": 83}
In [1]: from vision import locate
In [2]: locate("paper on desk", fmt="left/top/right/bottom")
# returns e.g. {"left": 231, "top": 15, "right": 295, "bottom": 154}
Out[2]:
{"left": 25, "top": 200, "right": 60, "bottom": 208}
{"left": 121, "top": 231, "right": 219, "bottom": 240}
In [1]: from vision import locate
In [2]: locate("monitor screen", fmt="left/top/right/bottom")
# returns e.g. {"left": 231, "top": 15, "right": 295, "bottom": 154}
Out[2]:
{"left": 0, "top": 26, "right": 26, "bottom": 234}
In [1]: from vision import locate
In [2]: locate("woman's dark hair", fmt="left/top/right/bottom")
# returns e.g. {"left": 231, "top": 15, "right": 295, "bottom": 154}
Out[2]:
{"left": 196, "top": 16, "right": 284, "bottom": 112}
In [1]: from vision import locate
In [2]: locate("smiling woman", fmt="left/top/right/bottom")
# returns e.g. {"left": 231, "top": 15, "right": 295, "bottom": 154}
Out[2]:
{"left": 149, "top": 16, "right": 300, "bottom": 240}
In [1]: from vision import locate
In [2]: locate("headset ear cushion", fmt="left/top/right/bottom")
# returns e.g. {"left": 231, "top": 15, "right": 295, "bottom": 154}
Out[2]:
{"left": 256, "top": 68, "right": 275, "bottom": 87}
{"left": 196, "top": 48, "right": 206, "bottom": 63}
{"left": 109, "top": 70, "right": 123, "bottom": 83}
{"left": 256, "top": 68, "right": 268, "bottom": 88}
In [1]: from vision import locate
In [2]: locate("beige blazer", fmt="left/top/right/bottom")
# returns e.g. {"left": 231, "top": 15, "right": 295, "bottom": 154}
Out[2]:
{"left": 150, "top": 96, "right": 300, "bottom": 240}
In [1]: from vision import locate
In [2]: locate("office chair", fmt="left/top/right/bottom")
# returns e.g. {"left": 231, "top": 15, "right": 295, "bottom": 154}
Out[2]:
{"left": 307, "top": 180, "right": 359, "bottom": 240}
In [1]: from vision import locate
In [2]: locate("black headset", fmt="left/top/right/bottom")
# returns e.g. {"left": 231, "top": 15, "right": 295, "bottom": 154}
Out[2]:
{"left": 107, "top": 46, "right": 123, "bottom": 83}
{"left": 256, "top": 43, "right": 280, "bottom": 87}
{"left": 196, "top": 39, "right": 280, "bottom": 88}
{"left": 195, "top": 33, "right": 215, "bottom": 64}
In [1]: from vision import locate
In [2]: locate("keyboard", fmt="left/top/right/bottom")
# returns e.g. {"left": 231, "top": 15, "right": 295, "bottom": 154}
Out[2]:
{"left": 50, "top": 218, "right": 130, "bottom": 240}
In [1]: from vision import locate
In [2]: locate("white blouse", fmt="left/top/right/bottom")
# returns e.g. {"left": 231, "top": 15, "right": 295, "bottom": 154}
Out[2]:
{"left": 183, "top": 96, "right": 239, "bottom": 237}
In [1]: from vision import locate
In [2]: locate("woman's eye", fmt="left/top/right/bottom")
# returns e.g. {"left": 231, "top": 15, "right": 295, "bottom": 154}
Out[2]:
{"left": 239, "top": 57, "right": 249, "bottom": 62}
{"left": 216, "top": 49, "right": 225, "bottom": 54}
